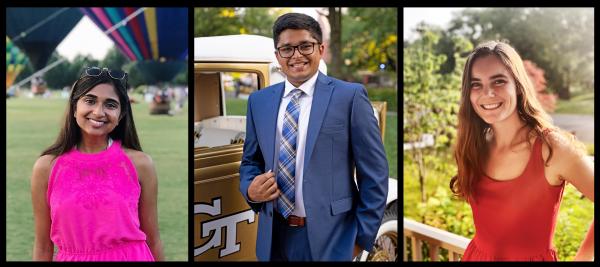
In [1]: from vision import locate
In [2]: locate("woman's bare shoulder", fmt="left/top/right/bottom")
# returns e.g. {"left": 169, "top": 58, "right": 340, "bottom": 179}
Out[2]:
{"left": 31, "top": 155, "right": 57, "bottom": 183}
{"left": 123, "top": 148, "right": 157, "bottom": 185}
{"left": 542, "top": 129, "right": 588, "bottom": 168}
{"left": 123, "top": 148, "right": 155, "bottom": 170}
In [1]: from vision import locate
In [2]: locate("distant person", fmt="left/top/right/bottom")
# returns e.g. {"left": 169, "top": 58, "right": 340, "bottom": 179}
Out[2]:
{"left": 452, "top": 41, "right": 594, "bottom": 261}
{"left": 173, "top": 86, "right": 187, "bottom": 113}
{"left": 31, "top": 67, "right": 165, "bottom": 261}
{"left": 61, "top": 86, "right": 70, "bottom": 99}
{"left": 239, "top": 13, "right": 388, "bottom": 261}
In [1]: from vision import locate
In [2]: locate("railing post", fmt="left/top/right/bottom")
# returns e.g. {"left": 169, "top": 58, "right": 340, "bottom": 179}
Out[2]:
{"left": 448, "top": 251, "right": 455, "bottom": 261}
{"left": 429, "top": 245, "right": 439, "bottom": 261}
{"left": 403, "top": 235, "right": 408, "bottom": 261}
{"left": 404, "top": 218, "right": 471, "bottom": 261}
{"left": 410, "top": 236, "right": 422, "bottom": 261}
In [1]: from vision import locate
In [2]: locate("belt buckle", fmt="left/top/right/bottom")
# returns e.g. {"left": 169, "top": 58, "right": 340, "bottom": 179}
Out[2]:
{"left": 288, "top": 217, "right": 298, "bottom": 227}
{"left": 287, "top": 215, "right": 303, "bottom": 227}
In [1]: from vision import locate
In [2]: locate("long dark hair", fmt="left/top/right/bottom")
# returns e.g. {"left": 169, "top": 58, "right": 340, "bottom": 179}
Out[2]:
{"left": 41, "top": 71, "right": 142, "bottom": 156}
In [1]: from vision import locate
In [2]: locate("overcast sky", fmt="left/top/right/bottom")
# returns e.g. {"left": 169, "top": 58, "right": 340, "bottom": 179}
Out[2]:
{"left": 403, "top": 8, "right": 465, "bottom": 41}
{"left": 56, "top": 16, "right": 113, "bottom": 61}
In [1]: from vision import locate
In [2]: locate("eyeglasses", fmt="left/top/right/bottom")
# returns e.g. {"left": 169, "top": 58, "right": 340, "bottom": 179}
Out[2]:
{"left": 276, "top": 42, "right": 320, "bottom": 58}
{"left": 81, "top": 67, "right": 128, "bottom": 87}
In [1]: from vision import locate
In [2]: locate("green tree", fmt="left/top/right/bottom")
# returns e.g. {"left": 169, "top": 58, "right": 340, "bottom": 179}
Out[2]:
{"left": 43, "top": 53, "right": 99, "bottom": 89}
{"left": 194, "top": 8, "right": 241, "bottom": 37}
{"left": 326, "top": 7, "right": 343, "bottom": 78}
{"left": 42, "top": 52, "right": 72, "bottom": 89}
{"left": 172, "top": 67, "right": 188, "bottom": 86}
{"left": 239, "top": 8, "right": 286, "bottom": 37}
{"left": 403, "top": 29, "right": 471, "bottom": 206}
{"left": 342, "top": 8, "right": 397, "bottom": 76}
{"left": 448, "top": 8, "right": 594, "bottom": 99}
{"left": 194, "top": 8, "right": 291, "bottom": 37}
{"left": 69, "top": 54, "right": 100, "bottom": 81}
{"left": 101, "top": 46, "right": 129, "bottom": 70}
{"left": 123, "top": 61, "right": 145, "bottom": 88}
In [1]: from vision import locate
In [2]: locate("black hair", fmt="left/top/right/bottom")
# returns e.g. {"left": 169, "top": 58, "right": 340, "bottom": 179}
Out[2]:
{"left": 273, "top": 13, "right": 323, "bottom": 48}
{"left": 41, "top": 70, "right": 142, "bottom": 156}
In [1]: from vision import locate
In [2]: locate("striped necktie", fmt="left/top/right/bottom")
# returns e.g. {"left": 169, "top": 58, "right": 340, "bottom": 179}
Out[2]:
{"left": 277, "top": 89, "right": 303, "bottom": 219}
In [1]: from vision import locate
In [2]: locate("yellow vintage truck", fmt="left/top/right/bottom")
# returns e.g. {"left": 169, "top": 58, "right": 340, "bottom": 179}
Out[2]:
{"left": 194, "top": 34, "right": 397, "bottom": 261}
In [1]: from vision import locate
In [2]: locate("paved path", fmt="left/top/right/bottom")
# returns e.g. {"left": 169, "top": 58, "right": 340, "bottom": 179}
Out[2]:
{"left": 551, "top": 114, "right": 594, "bottom": 143}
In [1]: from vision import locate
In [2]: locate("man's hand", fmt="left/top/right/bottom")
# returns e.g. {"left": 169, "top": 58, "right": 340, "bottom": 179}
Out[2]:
{"left": 248, "top": 170, "right": 280, "bottom": 202}
{"left": 352, "top": 243, "right": 362, "bottom": 259}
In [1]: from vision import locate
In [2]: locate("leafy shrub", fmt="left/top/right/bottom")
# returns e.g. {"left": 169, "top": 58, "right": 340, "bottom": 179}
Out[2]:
{"left": 523, "top": 60, "right": 558, "bottom": 113}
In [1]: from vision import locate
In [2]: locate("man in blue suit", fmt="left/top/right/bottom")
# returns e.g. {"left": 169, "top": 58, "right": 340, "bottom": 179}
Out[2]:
{"left": 239, "top": 13, "right": 388, "bottom": 261}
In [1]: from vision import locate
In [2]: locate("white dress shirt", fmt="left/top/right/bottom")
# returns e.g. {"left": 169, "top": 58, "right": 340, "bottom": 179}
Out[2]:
{"left": 273, "top": 71, "right": 318, "bottom": 217}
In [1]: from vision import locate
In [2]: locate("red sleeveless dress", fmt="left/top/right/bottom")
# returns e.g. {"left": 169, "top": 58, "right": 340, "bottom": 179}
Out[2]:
{"left": 462, "top": 136, "right": 565, "bottom": 261}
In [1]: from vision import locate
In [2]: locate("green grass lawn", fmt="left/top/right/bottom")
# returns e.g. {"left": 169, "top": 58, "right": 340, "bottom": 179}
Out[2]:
{"left": 6, "top": 94, "right": 188, "bottom": 261}
{"left": 226, "top": 98, "right": 398, "bottom": 179}
{"left": 384, "top": 114, "right": 398, "bottom": 179}
{"left": 225, "top": 98, "right": 248, "bottom": 116}
{"left": 554, "top": 91, "right": 594, "bottom": 115}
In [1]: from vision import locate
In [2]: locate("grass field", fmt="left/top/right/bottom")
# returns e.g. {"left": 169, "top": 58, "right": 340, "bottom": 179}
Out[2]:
{"left": 6, "top": 93, "right": 188, "bottom": 261}
{"left": 555, "top": 91, "right": 594, "bottom": 115}
{"left": 225, "top": 97, "right": 398, "bottom": 179}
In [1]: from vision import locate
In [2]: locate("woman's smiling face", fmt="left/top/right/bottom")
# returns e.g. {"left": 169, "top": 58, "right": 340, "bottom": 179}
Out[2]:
{"left": 469, "top": 55, "right": 519, "bottom": 125}
{"left": 74, "top": 83, "right": 121, "bottom": 138}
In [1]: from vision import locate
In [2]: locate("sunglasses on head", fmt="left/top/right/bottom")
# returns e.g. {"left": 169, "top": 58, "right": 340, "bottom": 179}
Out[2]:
{"left": 81, "top": 67, "right": 128, "bottom": 87}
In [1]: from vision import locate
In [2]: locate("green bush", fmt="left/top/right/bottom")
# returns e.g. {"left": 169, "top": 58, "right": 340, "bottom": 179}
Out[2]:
{"left": 367, "top": 87, "right": 397, "bottom": 112}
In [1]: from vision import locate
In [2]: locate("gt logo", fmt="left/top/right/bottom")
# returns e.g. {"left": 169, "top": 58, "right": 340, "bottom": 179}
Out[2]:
{"left": 194, "top": 198, "right": 255, "bottom": 258}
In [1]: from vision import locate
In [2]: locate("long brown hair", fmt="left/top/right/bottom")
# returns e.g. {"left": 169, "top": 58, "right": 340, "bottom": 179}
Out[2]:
{"left": 451, "top": 40, "right": 562, "bottom": 201}
{"left": 41, "top": 70, "right": 142, "bottom": 157}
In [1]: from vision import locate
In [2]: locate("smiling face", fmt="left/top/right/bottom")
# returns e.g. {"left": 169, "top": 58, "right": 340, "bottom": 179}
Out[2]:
{"left": 275, "top": 29, "right": 324, "bottom": 88}
{"left": 469, "top": 55, "right": 520, "bottom": 125}
{"left": 74, "top": 83, "right": 121, "bottom": 138}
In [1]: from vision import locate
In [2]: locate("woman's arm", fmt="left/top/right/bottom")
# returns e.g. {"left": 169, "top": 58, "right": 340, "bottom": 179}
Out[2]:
{"left": 548, "top": 133, "right": 594, "bottom": 261}
{"left": 31, "top": 155, "right": 55, "bottom": 261}
{"left": 574, "top": 221, "right": 594, "bottom": 261}
{"left": 134, "top": 152, "right": 165, "bottom": 261}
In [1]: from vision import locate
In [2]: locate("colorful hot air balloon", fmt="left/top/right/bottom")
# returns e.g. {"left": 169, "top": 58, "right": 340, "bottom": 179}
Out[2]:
{"left": 6, "top": 36, "right": 29, "bottom": 89}
{"left": 6, "top": 8, "right": 83, "bottom": 71}
{"left": 80, "top": 7, "right": 188, "bottom": 83}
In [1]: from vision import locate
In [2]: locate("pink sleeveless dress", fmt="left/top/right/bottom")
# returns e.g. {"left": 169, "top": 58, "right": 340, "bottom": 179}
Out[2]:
{"left": 462, "top": 136, "right": 565, "bottom": 261}
{"left": 47, "top": 140, "right": 155, "bottom": 261}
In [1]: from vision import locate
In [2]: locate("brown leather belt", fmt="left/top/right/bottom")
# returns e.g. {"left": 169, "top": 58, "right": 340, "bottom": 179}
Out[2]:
{"left": 275, "top": 211, "right": 306, "bottom": 227}
{"left": 285, "top": 215, "right": 306, "bottom": 227}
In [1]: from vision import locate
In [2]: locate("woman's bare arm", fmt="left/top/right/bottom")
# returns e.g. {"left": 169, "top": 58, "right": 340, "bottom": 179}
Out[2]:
{"left": 31, "top": 155, "right": 55, "bottom": 261}
{"left": 130, "top": 151, "right": 165, "bottom": 261}
{"left": 548, "top": 132, "right": 594, "bottom": 261}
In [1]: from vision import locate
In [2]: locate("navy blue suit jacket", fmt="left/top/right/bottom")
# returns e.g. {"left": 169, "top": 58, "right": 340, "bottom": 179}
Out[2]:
{"left": 239, "top": 72, "right": 388, "bottom": 261}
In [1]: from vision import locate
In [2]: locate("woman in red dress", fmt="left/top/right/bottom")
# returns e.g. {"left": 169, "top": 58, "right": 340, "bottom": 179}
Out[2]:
{"left": 451, "top": 41, "right": 594, "bottom": 261}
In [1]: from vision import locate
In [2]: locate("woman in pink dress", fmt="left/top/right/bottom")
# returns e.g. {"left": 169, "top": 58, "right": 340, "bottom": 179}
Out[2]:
{"left": 451, "top": 41, "right": 594, "bottom": 261}
{"left": 31, "top": 67, "right": 165, "bottom": 261}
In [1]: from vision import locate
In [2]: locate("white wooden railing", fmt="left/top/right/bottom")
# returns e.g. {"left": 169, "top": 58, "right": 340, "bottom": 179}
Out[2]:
{"left": 403, "top": 218, "right": 471, "bottom": 261}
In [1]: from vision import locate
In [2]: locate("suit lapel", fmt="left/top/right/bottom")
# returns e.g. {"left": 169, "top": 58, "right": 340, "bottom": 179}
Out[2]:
{"left": 304, "top": 72, "right": 334, "bottom": 168}
{"left": 263, "top": 83, "right": 284, "bottom": 170}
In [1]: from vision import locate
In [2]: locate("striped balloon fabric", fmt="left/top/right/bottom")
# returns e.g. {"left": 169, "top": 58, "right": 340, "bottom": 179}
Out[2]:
{"left": 80, "top": 7, "right": 188, "bottom": 62}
